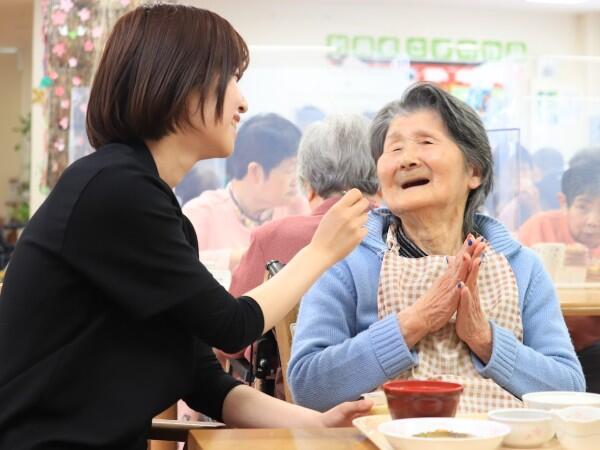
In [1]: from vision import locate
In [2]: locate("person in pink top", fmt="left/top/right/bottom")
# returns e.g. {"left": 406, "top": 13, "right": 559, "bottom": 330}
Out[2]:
{"left": 519, "top": 149, "right": 600, "bottom": 392}
{"left": 229, "top": 114, "right": 380, "bottom": 399}
{"left": 230, "top": 114, "right": 380, "bottom": 297}
{"left": 183, "top": 113, "right": 309, "bottom": 273}
{"left": 179, "top": 113, "right": 309, "bottom": 424}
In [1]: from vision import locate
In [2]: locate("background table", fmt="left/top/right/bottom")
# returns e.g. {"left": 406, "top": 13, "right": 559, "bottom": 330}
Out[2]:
{"left": 558, "top": 286, "right": 600, "bottom": 315}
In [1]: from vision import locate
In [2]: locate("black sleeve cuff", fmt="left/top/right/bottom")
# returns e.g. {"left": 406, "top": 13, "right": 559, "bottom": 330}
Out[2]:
{"left": 184, "top": 374, "right": 243, "bottom": 423}
{"left": 238, "top": 295, "right": 265, "bottom": 342}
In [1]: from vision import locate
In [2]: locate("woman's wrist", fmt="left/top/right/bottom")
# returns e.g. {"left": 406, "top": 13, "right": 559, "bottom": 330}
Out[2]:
{"left": 465, "top": 322, "right": 493, "bottom": 364}
{"left": 303, "top": 242, "right": 337, "bottom": 272}
{"left": 397, "top": 305, "right": 429, "bottom": 349}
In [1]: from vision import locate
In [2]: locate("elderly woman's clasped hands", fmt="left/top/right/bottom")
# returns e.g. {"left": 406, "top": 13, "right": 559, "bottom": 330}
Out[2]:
{"left": 397, "top": 235, "right": 492, "bottom": 362}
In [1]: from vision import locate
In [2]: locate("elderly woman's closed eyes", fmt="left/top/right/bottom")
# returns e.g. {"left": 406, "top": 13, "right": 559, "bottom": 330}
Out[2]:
{"left": 288, "top": 82, "right": 585, "bottom": 413}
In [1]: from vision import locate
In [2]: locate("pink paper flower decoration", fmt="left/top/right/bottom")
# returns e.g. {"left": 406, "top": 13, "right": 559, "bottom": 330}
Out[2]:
{"left": 54, "top": 139, "right": 65, "bottom": 152}
{"left": 83, "top": 40, "right": 94, "bottom": 52}
{"left": 68, "top": 57, "right": 78, "bottom": 68}
{"left": 60, "top": 0, "right": 74, "bottom": 12}
{"left": 78, "top": 8, "right": 91, "bottom": 22}
{"left": 54, "top": 86, "right": 65, "bottom": 97}
{"left": 59, "top": 117, "right": 69, "bottom": 130}
{"left": 52, "top": 42, "right": 66, "bottom": 57}
{"left": 91, "top": 26, "right": 103, "bottom": 38}
{"left": 60, "top": 99, "right": 70, "bottom": 109}
{"left": 120, "top": 0, "right": 130, "bottom": 6}
{"left": 51, "top": 10, "right": 67, "bottom": 26}
{"left": 49, "top": 70, "right": 59, "bottom": 80}
{"left": 72, "top": 76, "right": 82, "bottom": 86}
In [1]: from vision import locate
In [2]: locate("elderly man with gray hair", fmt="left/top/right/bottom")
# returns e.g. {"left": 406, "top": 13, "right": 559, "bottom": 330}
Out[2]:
{"left": 288, "top": 82, "right": 584, "bottom": 413}
{"left": 227, "top": 114, "right": 379, "bottom": 399}
{"left": 229, "top": 113, "right": 379, "bottom": 304}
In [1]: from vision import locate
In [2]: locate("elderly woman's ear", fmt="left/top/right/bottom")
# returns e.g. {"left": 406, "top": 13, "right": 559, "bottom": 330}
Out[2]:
{"left": 467, "top": 165, "right": 483, "bottom": 190}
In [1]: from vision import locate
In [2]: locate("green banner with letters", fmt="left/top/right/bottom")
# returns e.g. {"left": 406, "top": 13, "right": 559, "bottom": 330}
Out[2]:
{"left": 326, "top": 34, "right": 527, "bottom": 63}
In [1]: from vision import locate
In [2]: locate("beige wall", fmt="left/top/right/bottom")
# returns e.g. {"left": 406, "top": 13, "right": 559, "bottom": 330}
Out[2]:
{"left": 191, "top": 0, "right": 581, "bottom": 56}
{"left": 0, "top": 54, "right": 23, "bottom": 220}
{"left": 0, "top": 0, "right": 32, "bottom": 221}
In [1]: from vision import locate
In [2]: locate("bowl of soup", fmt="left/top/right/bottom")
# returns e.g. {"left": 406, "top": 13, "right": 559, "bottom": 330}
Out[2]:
{"left": 378, "top": 417, "right": 510, "bottom": 450}
{"left": 382, "top": 380, "right": 463, "bottom": 420}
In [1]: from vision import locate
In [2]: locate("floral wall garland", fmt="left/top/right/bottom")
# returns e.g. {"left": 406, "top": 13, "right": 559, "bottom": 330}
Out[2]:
{"left": 36, "top": 0, "right": 140, "bottom": 192}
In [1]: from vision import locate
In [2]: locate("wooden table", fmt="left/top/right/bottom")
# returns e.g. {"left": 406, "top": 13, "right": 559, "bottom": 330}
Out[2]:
{"left": 187, "top": 426, "right": 566, "bottom": 450}
{"left": 188, "top": 428, "right": 375, "bottom": 450}
{"left": 558, "top": 286, "right": 600, "bottom": 315}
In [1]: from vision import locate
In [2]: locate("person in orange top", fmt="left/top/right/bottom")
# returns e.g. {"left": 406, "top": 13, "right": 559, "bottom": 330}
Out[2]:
{"left": 519, "top": 150, "right": 600, "bottom": 392}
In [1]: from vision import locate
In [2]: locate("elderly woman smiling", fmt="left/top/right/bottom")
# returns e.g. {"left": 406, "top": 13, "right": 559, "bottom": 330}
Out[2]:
{"left": 288, "top": 82, "right": 585, "bottom": 413}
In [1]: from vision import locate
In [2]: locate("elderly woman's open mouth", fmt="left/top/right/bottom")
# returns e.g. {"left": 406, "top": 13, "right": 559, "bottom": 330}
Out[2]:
{"left": 401, "top": 178, "right": 430, "bottom": 189}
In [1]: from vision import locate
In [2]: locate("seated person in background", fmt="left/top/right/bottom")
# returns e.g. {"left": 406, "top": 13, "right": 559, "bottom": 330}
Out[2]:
{"left": 533, "top": 147, "right": 564, "bottom": 211}
{"left": 179, "top": 113, "right": 309, "bottom": 424}
{"left": 497, "top": 145, "right": 541, "bottom": 231}
{"left": 183, "top": 113, "right": 309, "bottom": 272}
{"left": 175, "top": 161, "right": 222, "bottom": 207}
{"left": 288, "top": 82, "right": 584, "bottom": 413}
{"left": 228, "top": 114, "right": 379, "bottom": 399}
{"left": 230, "top": 113, "right": 380, "bottom": 297}
{"left": 519, "top": 149, "right": 600, "bottom": 392}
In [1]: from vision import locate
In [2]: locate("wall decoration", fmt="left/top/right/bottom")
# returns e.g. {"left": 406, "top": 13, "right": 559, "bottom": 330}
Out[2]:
{"left": 39, "top": 0, "right": 139, "bottom": 190}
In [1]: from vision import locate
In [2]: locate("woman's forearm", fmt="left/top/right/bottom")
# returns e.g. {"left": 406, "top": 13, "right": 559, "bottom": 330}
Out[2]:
{"left": 222, "top": 384, "right": 322, "bottom": 428}
{"left": 245, "top": 244, "right": 331, "bottom": 334}
{"left": 244, "top": 190, "right": 369, "bottom": 334}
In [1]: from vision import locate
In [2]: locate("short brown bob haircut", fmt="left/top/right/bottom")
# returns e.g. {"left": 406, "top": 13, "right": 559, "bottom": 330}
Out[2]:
{"left": 86, "top": 4, "right": 249, "bottom": 149}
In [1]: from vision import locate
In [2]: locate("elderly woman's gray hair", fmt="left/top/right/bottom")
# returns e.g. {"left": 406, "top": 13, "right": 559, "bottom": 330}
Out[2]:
{"left": 297, "top": 114, "right": 379, "bottom": 198}
{"left": 369, "top": 82, "right": 493, "bottom": 235}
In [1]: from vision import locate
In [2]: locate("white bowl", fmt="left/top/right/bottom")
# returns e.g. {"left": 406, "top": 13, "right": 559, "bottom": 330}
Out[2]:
{"left": 552, "top": 406, "right": 600, "bottom": 450}
{"left": 523, "top": 391, "right": 600, "bottom": 410}
{"left": 378, "top": 417, "right": 510, "bottom": 450}
{"left": 487, "top": 408, "right": 554, "bottom": 448}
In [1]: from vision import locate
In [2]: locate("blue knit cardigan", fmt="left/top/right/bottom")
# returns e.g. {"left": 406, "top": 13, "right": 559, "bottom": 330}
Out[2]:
{"left": 288, "top": 210, "right": 585, "bottom": 411}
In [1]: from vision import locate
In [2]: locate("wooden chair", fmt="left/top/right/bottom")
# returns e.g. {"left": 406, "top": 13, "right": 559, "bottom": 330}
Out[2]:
{"left": 273, "top": 302, "right": 300, "bottom": 403}
{"left": 261, "top": 261, "right": 301, "bottom": 403}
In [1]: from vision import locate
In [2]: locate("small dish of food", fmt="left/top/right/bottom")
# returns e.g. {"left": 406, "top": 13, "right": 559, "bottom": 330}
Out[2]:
{"left": 378, "top": 417, "right": 510, "bottom": 450}
{"left": 553, "top": 405, "right": 600, "bottom": 450}
{"left": 523, "top": 391, "right": 600, "bottom": 410}
{"left": 488, "top": 408, "right": 554, "bottom": 448}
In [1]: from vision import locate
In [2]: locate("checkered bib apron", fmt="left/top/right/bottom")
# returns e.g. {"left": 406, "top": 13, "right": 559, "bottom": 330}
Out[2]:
{"left": 377, "top": 222, "right": 523, "bottom": 413}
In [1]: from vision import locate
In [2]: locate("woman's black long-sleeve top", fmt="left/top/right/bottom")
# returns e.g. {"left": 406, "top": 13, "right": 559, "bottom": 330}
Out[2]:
{"left": 0, "top": 141, "right": 264, "bottom": 450}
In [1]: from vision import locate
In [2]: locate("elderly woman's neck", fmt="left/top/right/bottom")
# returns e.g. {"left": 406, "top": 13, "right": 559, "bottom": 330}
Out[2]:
{"left": 400, "top": 210, "right": 465, "bottom": 256}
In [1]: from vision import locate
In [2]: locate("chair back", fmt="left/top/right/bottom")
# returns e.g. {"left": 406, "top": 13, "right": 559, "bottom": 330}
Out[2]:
{"left": 264, "top": 260, "right": 299, "bottom": 403}
{"left": 274, "top": 301, "right": 299, "bottom": 403}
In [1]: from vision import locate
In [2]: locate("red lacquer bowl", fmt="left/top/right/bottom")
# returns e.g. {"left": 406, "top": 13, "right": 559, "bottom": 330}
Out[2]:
{"left": 382, "top": 380, "right": 463, "bottom": 420}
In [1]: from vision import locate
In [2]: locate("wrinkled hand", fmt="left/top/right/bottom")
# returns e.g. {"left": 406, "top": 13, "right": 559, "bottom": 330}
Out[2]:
{"left": 398, "top": 235, "right": 485, "bottom": 348}
{"left": 309, "top": 189, "right": 369, "bottom": 267}
{"left": 455, "top": 244, "right": 492, "bottom": 363}
{"left": 319, "top": 399, "right": 373, "bottom": 427}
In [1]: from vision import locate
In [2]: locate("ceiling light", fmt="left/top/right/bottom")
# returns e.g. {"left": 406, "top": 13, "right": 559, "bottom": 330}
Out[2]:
{"left": 525, "top": 0, "right": 588, "bottom": 5}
